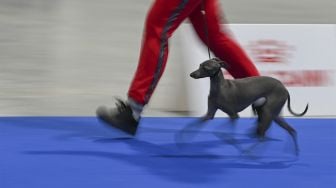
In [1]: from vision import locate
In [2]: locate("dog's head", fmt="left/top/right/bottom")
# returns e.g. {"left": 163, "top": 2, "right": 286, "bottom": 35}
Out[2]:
{"left": 190, "top": 58, "right": 229, "bottom": 79}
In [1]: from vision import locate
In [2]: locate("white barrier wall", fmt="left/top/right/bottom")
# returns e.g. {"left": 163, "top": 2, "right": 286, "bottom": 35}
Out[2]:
{"left": 179, "top": 24, "right": 336, "bottom": 117}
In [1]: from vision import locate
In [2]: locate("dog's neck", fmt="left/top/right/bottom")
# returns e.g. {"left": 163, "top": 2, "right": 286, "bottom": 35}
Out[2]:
{"left": 209, "top": 69, "right": 226, "bottom": 95}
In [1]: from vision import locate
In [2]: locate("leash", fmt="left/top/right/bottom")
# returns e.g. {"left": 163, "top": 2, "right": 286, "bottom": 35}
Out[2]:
{"left": 201, "top": 1, "right": 212, "bottom": 60}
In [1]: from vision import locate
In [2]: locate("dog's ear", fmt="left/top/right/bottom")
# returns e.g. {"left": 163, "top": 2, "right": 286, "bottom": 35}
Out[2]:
{"left": 219, "top": 61, "right": 229, "bottom": 69}
{"left": 212, "top": 58, "right": 229, "bottom": 69}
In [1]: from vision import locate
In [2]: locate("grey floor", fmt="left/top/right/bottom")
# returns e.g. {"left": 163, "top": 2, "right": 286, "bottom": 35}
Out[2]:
{"left": 0, "top": 0, "right": 335, "bottom": 116}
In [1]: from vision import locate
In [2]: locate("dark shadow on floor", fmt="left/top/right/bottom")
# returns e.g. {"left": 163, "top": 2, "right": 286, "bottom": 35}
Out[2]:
{"left": 23, "top": 138, "right": 299, "bottom": 183}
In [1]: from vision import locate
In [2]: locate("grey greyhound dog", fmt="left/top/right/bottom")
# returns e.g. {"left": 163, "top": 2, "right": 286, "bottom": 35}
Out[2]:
{"left": 189, "top": 58, "right": 309, "bottom": 154}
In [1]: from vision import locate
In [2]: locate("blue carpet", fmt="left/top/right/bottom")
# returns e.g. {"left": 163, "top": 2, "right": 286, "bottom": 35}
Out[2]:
{"left": 0, "top": 117, "right": 335, "bottom": 188}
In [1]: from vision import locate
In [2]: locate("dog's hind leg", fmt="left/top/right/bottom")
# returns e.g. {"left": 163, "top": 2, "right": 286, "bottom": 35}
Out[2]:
{"left": 246, "top": 105, "right": 263, "bottom": 139}
{"left": 255, "top": 92, "right": 287, "bottom": 138}
{"left": 243, "top": 108, "right": 274, "bottom": 154}
{"left": 274, "top": 117, "right": 299, "bottom": 155}
{"left": 254, "top": 105, "right": 277, "bottom": 138}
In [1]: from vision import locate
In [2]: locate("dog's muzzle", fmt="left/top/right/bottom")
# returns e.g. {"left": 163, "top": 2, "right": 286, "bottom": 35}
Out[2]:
{"left": 190, "top": 70, "right": 201, "bottom": 79}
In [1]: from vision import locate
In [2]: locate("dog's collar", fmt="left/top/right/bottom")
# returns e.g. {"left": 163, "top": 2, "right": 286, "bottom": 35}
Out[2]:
{"left": 210, "top": 69, "right": 221, "bottom": 78}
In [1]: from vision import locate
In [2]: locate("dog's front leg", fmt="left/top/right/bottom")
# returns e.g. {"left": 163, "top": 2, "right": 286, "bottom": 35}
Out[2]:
{"left": 229, "top": 114, "right": 239, "bottom": 127}
{"left": 200, "top": 100, "right": 218, "bottom": 122}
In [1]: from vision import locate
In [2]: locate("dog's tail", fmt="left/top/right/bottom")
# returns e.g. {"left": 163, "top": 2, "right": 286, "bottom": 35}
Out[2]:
{"left": 287, "top": 94, "right": 309, "bottom": 116}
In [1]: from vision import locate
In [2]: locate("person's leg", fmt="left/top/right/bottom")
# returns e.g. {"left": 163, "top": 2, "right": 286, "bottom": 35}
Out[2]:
{"left": 127, "top": 0, "right": 202, "bottom": 119}
{"left": 97, "top": 0, "right": 202, "bottom": 135}
{"left": 188, "top": 0, "right": 260, "bottom": 78}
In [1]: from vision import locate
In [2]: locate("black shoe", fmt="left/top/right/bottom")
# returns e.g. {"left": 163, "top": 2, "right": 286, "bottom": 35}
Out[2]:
{"left": 96, "top": 98, "right": 139, "bottom": 136}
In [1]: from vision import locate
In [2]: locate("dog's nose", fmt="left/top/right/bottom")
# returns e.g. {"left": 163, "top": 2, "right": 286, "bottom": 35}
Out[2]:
{"left": 190, "top": 72, "right": 196, "bottom": 78}
{"left": 190, "top": 70, "right": 201, "bottom": 79}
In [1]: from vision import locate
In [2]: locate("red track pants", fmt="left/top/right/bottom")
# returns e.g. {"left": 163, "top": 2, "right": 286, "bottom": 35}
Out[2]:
{"left": 128, "top": 0, "right": 260, "bottom": 105}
